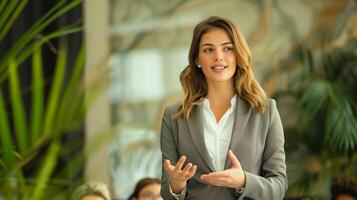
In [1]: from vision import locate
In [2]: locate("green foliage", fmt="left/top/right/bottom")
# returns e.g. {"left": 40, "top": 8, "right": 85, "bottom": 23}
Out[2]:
{"left": 276, "top": 41, "right": 357, "bottom": 198}
{"left": 0, "top": 0, "right": 86, "bottom": 199}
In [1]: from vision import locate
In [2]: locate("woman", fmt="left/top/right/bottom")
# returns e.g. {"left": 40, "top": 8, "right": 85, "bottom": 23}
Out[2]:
{"left": 128, "top": 177, "right": 162, "bottom": 200}
{"left": 160, "top": 16, "right": 287, "bottom": 200}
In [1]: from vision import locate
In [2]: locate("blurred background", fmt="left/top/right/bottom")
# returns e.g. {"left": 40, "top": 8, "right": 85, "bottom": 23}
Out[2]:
{"left": 0, "top": 0, "right": 356, "bottom": 199}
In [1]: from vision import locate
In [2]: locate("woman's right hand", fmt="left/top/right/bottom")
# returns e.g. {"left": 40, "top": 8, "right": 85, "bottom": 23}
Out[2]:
{"left": 164, "top": 156, "right": 197, "bottom": 194}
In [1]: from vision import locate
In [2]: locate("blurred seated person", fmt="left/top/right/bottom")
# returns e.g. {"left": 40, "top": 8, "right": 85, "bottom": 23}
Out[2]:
{"left": 331, "top": 179, "right": 357, "bottom": 200}
{"left": 72, "top": 181, "right": 111, "bottom": 200}
{"left": 128, "top": 177, "right": 162, "bottom": 200}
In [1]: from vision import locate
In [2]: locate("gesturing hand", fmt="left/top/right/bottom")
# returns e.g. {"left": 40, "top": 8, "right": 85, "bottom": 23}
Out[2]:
{"left": 164, "top": 156, "right": 197, "bottom": 194}
{"left": 200, "top": 150, "right": 246, "bottom": 188}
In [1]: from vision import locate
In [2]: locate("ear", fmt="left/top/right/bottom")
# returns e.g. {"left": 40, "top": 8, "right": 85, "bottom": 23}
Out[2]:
{"left": 196, "top": 60, "right": 200, "bottom": 67}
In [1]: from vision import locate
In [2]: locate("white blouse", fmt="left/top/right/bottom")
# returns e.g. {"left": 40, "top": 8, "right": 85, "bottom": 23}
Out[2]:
{"left": 202, "top": 95, "right": 236, "bottom": 171}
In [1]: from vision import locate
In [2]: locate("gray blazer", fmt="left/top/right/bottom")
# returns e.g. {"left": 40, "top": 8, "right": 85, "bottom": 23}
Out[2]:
{"left": 160, "top": 97, "right": 288, "bottom": 200}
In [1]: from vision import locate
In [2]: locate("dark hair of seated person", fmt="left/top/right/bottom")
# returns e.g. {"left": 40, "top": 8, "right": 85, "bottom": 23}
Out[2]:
{"left": 128, "top": 177, "right": 161, "bottom": 200}
{"left": 330, "top": 179, "right": 357, "bottom": 200}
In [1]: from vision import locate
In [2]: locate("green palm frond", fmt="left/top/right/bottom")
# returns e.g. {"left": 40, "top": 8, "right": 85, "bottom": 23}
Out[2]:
{"left": 326, "top": 93, "right": 357, "bottom": 153}
{"left": 0, "top": 25, "right": 83, "bottom": 83}
{"left": 0, "top": 0, "right": 81, "bottom": 76}
{"left": 0, "top": 0, "right": 86, "bottom": 198}
{"left": 0, "top": 0, "right": 9, "bottom": 14}
{"left": 0, "top": 89, "right": 15, "bottom": 170}
{"left": 0, "top": 0, "right": 21, "bottom": 33}
{"left": 32, "top": 139, "right": 61, "bottom": 200}
{"left": 299, "top": 79, "right": 357, "bottom": 153}
{"left": 54, "top": 44, "right": 85, "bottom": 133}
{"left": 30, "top": 46, "right": 44, "bottom": 143}
{"left": 43, "top": 47, "right": 67, "bottom": 137}
{"left": 299, "top": 80, "right": 329, "bottom": 127}
{"left": 0, "top": 0, "right": 28, "bottom": 41}
{"left": 9, "top": 60, "right": 28, "bottom": 153}
{"left": 277, "top": 40, "right": 357, "bottom": 198}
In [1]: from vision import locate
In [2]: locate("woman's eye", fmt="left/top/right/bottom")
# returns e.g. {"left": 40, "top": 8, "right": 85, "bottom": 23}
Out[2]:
{"left": 203, "top": 48, "right": 213, "bottom": 53}
{"left": 224, "top": 47, "right": 233, "bottom": 52}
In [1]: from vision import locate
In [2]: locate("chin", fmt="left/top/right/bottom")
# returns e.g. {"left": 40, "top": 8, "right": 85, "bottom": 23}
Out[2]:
{"left": 207, "top": 76, "right": 233, "bottom": 83}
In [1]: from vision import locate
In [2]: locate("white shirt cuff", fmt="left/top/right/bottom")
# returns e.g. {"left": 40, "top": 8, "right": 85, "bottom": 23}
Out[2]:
{"left": 235, "top": 187, "right": 245, "bottom": 194}
{"left": 169, "top": 184, "right": 186, "bottom": 199}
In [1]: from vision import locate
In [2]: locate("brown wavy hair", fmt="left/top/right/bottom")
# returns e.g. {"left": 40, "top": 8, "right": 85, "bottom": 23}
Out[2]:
{"left": 174, "top": 16, "right": 267, "bottom": 119}
{"left": 128, "top": 177, "right": 161, "bottom": 200}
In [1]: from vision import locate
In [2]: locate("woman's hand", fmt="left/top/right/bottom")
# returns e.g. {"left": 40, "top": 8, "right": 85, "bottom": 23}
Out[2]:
{"left": 200, "top": 150, "right": 246, "bottom": 188}
{"left": 164, "top": 156, "right": 197, "bottom": 194}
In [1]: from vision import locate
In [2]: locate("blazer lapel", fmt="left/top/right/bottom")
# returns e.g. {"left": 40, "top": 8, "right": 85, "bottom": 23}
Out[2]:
{"left": 224, "top": 97, "right": 251, "bottom": 169}
{"left": 187, "top": 104, "right": 215, "bottom": 172}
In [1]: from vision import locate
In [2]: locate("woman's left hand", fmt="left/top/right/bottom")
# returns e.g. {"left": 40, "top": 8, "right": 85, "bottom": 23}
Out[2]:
{"left": 200, "top": 150, "right": 246, "bottom": 188}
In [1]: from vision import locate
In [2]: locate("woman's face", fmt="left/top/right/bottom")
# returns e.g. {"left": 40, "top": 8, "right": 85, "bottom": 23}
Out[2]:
{"left": 137, "top": 183, "right": 162, "bottom": 200}
{"left": 197, "top": 28, "right": 237, "bottom": 86}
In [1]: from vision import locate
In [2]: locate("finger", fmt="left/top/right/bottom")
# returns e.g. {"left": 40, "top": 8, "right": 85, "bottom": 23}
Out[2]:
{"left": 228, "top": 150, "right": 240, "bottom": 168}
{"left": 174, "top": 156, "right": 187, "bottom": 172}
{"left": 181, "top": 163, "right": 193, "bottom": 174}
{"left": 200, "top": 173, "right": 214, "bottom": 181}
{"left": 200, "top": 174, "right": 209, "bottom": 180}
{"left": 164, "top": 159, "right": 175, "bottom": 173}
{"left": 200, "top": 173, "right": 230, "bottom": 186}
{"left": 202, "top": 176, "right": 228, "bottom": 182}
{"left": 203, "top": 171, "right": 228, "bottom": 178}
{"left": 185, "top": 165, "right": 197, "bottom": 179}
{"left": 189, "top": 165, "right": 197, "bottom": 175}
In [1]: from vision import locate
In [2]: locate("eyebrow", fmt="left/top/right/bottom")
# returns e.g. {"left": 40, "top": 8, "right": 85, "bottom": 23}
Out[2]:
{"left": 201, "top": 42, "right": 233, "bottom": 47}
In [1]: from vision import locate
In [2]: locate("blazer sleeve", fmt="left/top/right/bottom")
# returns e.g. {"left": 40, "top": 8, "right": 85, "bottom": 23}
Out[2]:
{"left": 238, "top": 99, "right": 288, "bottom": 200}
{"left": 160, "top": 107, "right": 187, "bottom": 200}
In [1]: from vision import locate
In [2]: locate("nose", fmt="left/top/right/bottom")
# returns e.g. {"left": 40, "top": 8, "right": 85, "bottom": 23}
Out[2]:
{"left": 215, "top": 49, "right": 223, "bottom": 61}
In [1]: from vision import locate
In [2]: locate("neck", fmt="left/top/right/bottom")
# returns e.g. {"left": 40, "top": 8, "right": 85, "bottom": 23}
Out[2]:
{"left": 205, "top": 81, "right": 235, "bottom": 123}
{"left": 206, "top": 81, "right": 235, "bottom": 108}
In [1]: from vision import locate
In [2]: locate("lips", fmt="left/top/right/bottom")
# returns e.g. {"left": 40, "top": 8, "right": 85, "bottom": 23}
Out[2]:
{"left": 211, "top": 65, "right": 228, "bottom": 72}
